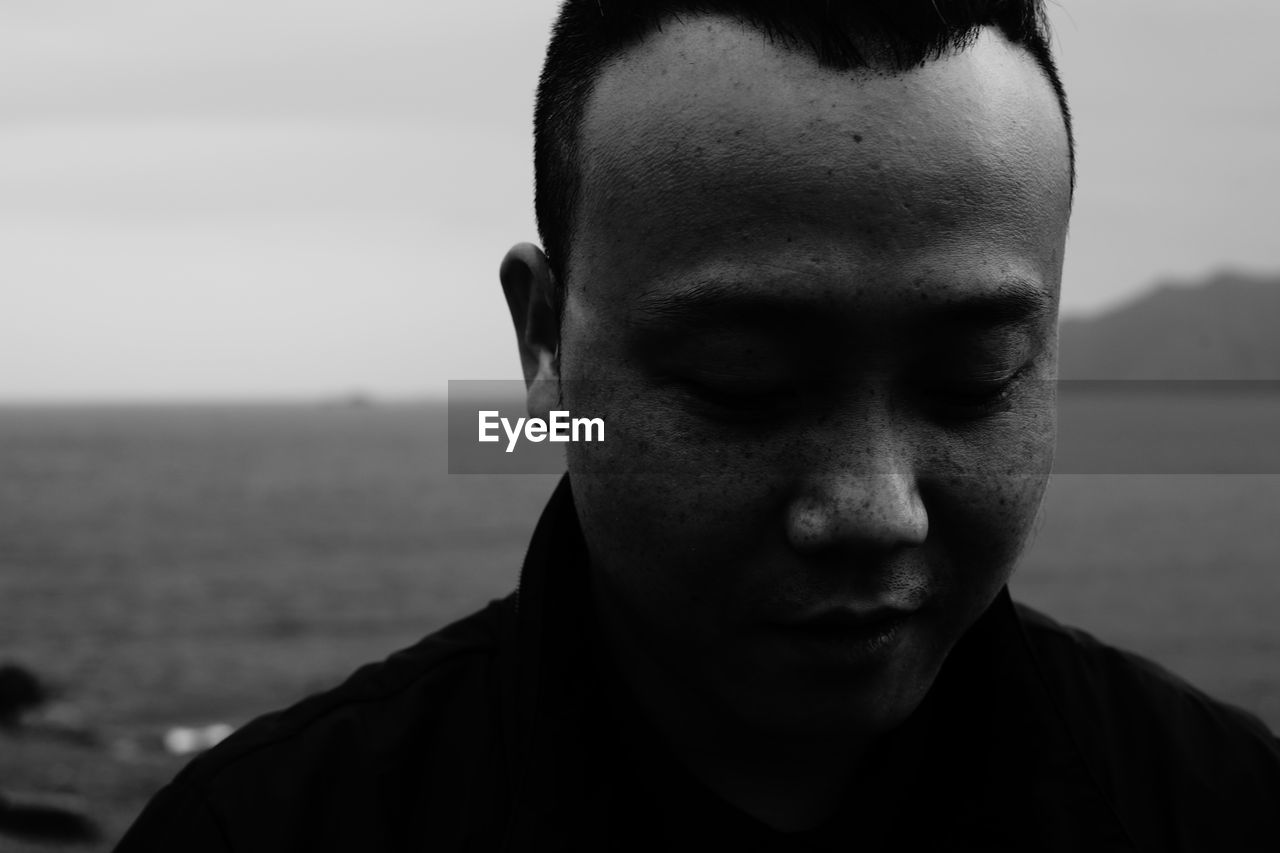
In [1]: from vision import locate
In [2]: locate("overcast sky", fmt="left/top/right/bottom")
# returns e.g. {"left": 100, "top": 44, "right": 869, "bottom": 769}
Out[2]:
{"left": 2, "top": 0, "right": 1278, "bottom": 401}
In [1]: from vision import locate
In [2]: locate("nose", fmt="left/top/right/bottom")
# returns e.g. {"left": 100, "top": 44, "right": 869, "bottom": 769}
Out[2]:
{"left": 784, "top": 438, "right": 929, "bottom": 556}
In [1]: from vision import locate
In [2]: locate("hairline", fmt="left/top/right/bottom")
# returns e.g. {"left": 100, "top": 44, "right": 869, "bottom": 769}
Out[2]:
{"left": 543, "top": 13, "right": 1075, "bottom": 295}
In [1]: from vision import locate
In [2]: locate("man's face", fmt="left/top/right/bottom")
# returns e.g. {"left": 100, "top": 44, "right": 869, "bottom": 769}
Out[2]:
{"left": 558, "top": 18, "right": 1072, "bottom": 738}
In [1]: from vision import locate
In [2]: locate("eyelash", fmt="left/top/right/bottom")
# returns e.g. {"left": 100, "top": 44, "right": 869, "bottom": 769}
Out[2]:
{"left": 677, "top": 380, "right": 800, "bottom": 422}
{"left": 669, "top": 365, "right": 1029, "bottom": 424}
{"left": 919, "top": 367, "right": 1026, "bottom": 419}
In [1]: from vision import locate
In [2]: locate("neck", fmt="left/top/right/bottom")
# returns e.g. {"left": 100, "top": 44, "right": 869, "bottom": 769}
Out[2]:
{"left": 659, "top": 704, "right": 869, "bottom": 831}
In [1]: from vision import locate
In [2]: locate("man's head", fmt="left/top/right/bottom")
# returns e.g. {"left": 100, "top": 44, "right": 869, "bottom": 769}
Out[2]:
{"left": 501, "top": 0, "right": 1072, "bottom": 748}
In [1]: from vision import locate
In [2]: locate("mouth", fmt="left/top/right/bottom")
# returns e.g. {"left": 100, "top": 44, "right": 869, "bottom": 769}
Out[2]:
{"left": 768, "top": 607, "right": 915, "bottom": 668}
{"left": 783, "top": 606, "right": 912, "bottom": 639}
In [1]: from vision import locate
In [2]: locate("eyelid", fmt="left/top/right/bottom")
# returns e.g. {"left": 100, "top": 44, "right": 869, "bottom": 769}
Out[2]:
{"left": 677, "top": 373, "right": 796, "bottom": 400}
{"left": 921, "top": 329, "right": 1036, "bottom": 373}
{"left": 920, "top": 363, "right": 1031, "bottom": 419}
{"left": 671, "top": 375, "right": 803, "bottom": 423}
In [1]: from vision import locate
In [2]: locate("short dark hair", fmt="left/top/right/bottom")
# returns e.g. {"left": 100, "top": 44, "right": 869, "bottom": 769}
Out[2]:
{"left": 533, "top": 0, "right": 1075, "bottom": 290}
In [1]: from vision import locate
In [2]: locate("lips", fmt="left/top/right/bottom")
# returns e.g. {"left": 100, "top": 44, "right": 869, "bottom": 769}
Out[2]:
{"left": 768, "top": 607, "right": 915, "bottom": 667}
{"left": 777, "top": 606, "right": 914, "bottom": 634}
{"left": 773, "top": 596, "right": 916, "bottom": 625}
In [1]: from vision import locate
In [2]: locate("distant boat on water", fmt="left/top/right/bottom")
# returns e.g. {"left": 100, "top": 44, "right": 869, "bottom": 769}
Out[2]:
{"left": 321, "top": 391, "right": 377, "bottom": 409}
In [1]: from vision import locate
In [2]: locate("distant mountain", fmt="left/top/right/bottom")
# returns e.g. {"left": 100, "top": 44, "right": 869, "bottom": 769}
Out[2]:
{"left": 1058, "top": 271, "right": 1280, "bottom": 379}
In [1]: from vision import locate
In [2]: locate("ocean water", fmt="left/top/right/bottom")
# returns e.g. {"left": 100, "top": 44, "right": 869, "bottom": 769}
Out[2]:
{"left": 0, "top": 403, "right": 557, "bottom": 730}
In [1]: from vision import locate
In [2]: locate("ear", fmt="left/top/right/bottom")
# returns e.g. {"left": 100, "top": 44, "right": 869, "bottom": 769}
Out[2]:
{"left": 499, "top": 242, "right": 561, "bottom": 420}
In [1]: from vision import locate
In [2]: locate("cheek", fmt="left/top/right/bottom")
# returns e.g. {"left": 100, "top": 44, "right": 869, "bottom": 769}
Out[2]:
{"left": 569, "top": 469, "right": 776, "bottom": 591}
{"left": 933, "top": 473, "right": 1047, "bottom": 549}
{"left": 562, "top": 373, "right": 794, "bottom": 599}
{"left": 560, "top": 326, "right": 783, "bottom": 615}
{"left": 925, "top": 408, "right": 1055, "bottom": 583}
{"left": 564, "top": 377, "right": 793, "bottom": 617}
{"left": 569, "top": 469, "right": 784, "bottom": 668}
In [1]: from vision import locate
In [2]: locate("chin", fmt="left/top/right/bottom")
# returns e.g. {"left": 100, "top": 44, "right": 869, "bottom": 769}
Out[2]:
{"left": 717, "top": 639, "right": 939, "bottom": 741}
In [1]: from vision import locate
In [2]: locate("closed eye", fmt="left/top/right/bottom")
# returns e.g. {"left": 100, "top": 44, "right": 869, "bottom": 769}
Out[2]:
{"left": 916, "top": 368, "right": 1026, "bottom": 419}
{"left": 675, "top": 377, "right": 801, "bottom": 422}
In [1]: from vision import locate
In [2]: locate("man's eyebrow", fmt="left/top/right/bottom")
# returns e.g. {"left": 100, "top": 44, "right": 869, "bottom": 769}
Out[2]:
{"left": 928, "top": 276, "right": 1055, "bottom": 326}
{"left": 632, "top": 279, "right": 766, "bottom": 323}
{"left": 630, "top": 275, "right": 1054, "bottom": 326}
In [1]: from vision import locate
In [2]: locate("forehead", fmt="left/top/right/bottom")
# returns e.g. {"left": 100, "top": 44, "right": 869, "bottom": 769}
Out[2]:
{"left": 569, "top": 16, "right": 1071, "bottom": 319}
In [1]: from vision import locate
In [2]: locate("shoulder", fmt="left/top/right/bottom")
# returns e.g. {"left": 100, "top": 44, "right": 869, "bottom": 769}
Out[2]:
{"left": 1014, "top": 601, "right": 1279, "bottom": 752}
{"left": 1014, "top": 601, "right": 1280, "bottom": 849}
{"left": 116, "top": 597, "right": 513, "bottom": 852}
{"left": 187, "top": 595, "right": 508, "bottom": 781}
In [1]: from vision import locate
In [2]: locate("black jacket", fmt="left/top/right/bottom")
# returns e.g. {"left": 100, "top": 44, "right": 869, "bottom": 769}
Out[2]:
{"left": 116, "top": 477, "right": 1280, "bottom": 851}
